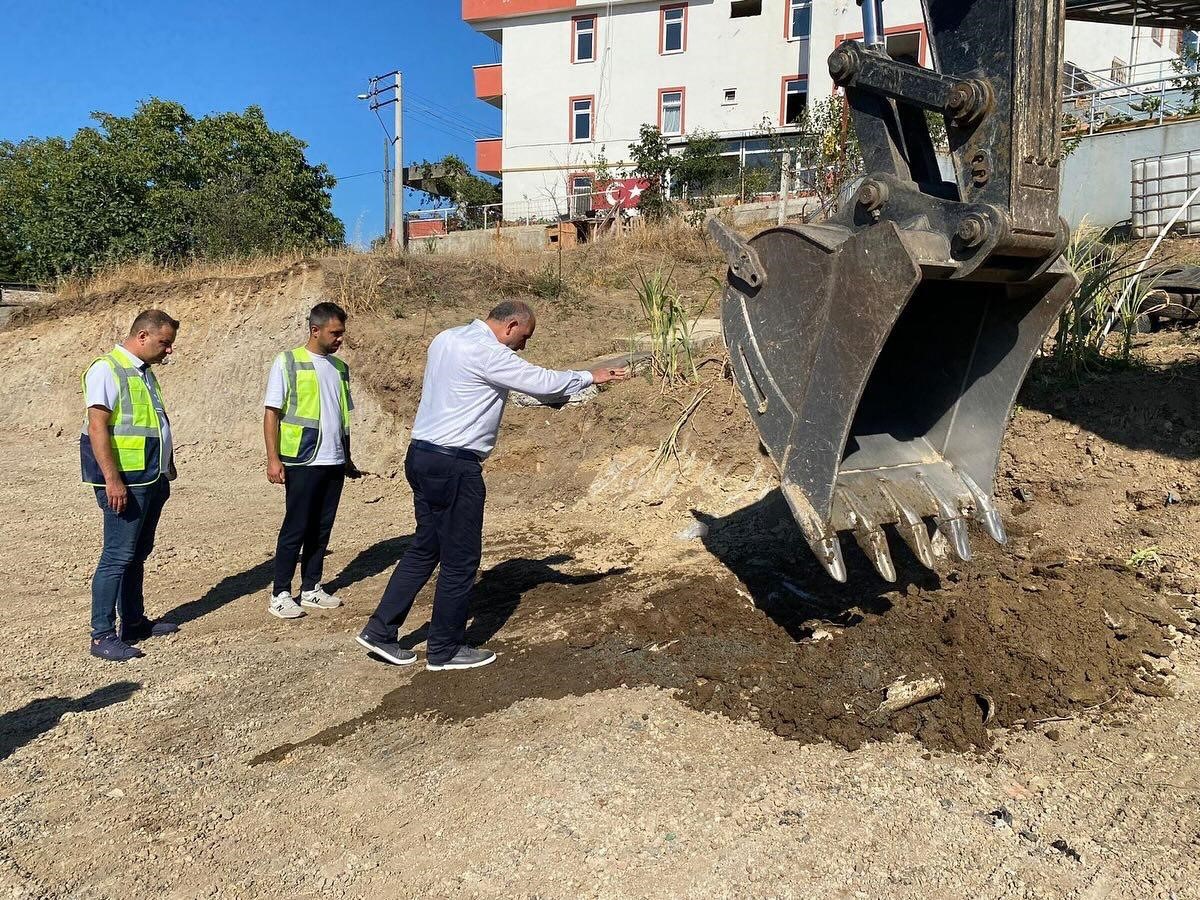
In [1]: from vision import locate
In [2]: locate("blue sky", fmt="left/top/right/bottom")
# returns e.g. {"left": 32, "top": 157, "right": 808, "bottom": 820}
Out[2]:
{"left": 0, "top": 0, "right": 500, "bottom": 245}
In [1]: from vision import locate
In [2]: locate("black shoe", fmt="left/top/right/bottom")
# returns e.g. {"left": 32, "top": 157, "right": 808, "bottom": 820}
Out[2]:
{"left": 120, "top": 618, "right": 180, "bottom": 643}
{"left": 90, "top": 632, "right": 145, "bottom": 662}
{"left": 426, "top": 646, "right": 496, "bottom": 671}
{"left": 356, "top": 633, "right": 417, "bottom": 665}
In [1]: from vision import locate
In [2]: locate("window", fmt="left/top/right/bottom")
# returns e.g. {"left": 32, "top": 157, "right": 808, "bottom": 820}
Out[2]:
{"left": 787, "top": 0, "right": 811, "bottom": 40}
{"left": 885, "top": 30, "right": 922, "bottom": 64}
{"left": 723, "top": 88, "right": 737, "bottom": 104}
{"left": 661, "top": 4, "right": 687, "bottom": 54}
{"left": 731, "top": 0, "right": 762, "bottom": 17}
{"left": 1111, "top": 57, "right": 1128, "bottom": 84}
{"left": 570, "top": 175, "right": 593, "bottom": 218}
{"left": 572, "top": 15, "right": 596, "bottom": 63}
{"left": 781, "top": 77, "right": 807, "bottom": 124}
{"left": 1152, "top": 27, "right": 1164, "bottom": 46}
{"left": 570, "top": 96, "right": 593, "bottom": 142}
{"left": 659, "top": 88, "right": 684, "bottom": 135}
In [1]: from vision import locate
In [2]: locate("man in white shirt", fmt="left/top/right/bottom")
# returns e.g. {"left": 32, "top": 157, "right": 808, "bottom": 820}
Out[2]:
{"left": 263, "top": 302, "right": 361, "bottom": 620}
{"left": 357, "top": 299, "right": 629, "bottom": 671}
{"left": 81, "top": 309, "right": 181, "bottom": 662}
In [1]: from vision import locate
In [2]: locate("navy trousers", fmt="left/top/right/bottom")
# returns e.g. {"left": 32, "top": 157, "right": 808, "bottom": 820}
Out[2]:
{"left": 272, "top": 464, "right": 346, "bottom": 595}
{"left": 364, "top": 445, "right": 485, "bottom": 665}
{"left": 91, "top": 479, "right": 170, "bottom": 638}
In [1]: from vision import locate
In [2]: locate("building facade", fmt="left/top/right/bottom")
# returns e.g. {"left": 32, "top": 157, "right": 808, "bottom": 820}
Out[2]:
{"left": 463, "top": 0, "right": 1184, "bottom": 219}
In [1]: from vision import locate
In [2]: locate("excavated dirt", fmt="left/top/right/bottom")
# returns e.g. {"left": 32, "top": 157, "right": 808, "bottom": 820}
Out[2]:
{"left": 259, "top": 540, "right": 1183, "bottom": 759}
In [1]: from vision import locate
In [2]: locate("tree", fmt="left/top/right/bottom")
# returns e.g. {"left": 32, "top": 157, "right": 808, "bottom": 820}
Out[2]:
{"left": 627, "top": 124, "right": 673, "bottom": 220}
{"left": 673, "top": 129, "right": 737, "bottom": 204}
{"left": 0, "top": 98, "right": 344, "bottom": 281}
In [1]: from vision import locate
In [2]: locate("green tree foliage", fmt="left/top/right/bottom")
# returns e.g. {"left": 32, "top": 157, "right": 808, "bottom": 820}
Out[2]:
{"left": 0, "top": 99, "right": 343, "bottom": 281}
{"left": 673, "top": 129, "right": 737, "bottom": 201}
{"left": 627, "top": 124, "right": 673, "bottom": 220}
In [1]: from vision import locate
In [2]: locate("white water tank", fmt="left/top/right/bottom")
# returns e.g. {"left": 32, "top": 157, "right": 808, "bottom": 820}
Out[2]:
{"left": 1132, "top": 149, "right": 1200, "bottom": 237}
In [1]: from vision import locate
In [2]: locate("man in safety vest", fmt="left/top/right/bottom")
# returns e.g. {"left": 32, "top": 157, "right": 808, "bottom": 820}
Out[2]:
{"left": 263, "top": 301, "right": 361, "bottom": 620}
{"left": 82, "top": 309, "right": 182, "bottom": 662}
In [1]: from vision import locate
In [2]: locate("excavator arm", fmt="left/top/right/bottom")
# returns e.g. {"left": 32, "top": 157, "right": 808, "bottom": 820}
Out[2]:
{"left": 712, "top": 0, "right": 1079, "bottom": 582}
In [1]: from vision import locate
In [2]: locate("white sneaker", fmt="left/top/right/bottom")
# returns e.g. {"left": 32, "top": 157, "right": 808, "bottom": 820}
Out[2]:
{"left": 268, "top": 591, "right": 305, "bottom": 619}
{"left": 300, "top": 585, "right": 342, "bottom": 609}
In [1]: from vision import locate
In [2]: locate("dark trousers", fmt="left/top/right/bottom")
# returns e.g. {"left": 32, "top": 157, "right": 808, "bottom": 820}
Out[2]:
{"left": 273, "top": 464, "right": 346, "bottom": 595}
{"left": 364, "top": 445, "right": 485, "bottom": 665}
{"left": 91, "top": 479, "right": 171, "bottom": 638}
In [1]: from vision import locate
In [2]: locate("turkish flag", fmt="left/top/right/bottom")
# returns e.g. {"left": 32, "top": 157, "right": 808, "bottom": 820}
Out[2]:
{"left": 594, "top": 178, "right": 650, "bottom": 210}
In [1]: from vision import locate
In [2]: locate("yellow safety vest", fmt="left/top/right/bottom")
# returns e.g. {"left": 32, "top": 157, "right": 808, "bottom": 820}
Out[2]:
{"left": 278, "top": 346, "right": 351, "bottom": 466}
{"left": 80, "top": 350, "right": 166, "bottom": 486}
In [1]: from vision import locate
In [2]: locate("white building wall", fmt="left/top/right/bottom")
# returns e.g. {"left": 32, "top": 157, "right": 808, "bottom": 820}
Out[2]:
{"left": 476, "top": 0, "right": 1182, "bottom": 217}
{"left": 499, "top": 0, "right": 812, "bottom": 217}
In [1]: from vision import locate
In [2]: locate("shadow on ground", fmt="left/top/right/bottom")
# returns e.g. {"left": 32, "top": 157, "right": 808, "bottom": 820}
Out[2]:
{"left": 692, "top": 489, "right": 945, "bottom": 637}
{"left": 1, "top": 682, "right": 140, "bottom": 761}
{"left": 1021, "top": 356, "right": 1200, "bottom": 460}
{"left": 166, "top": 535, "right": 415, "bottom": 626}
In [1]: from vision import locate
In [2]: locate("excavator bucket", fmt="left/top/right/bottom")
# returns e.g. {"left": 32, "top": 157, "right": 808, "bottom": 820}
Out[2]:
{"left": 713, "top": 0, "right": 1079, "bottom": 582}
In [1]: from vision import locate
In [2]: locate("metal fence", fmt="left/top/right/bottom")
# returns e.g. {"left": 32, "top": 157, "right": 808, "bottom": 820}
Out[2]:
{"left": 1063, "top": 57, "right": 1200, "bottom": 132}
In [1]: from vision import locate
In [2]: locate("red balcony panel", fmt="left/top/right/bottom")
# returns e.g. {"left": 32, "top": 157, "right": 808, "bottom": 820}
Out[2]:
{"left": 463, "top": 0, "right": 575, "bottom": 22}
{"left": 476, "top": 138, "right": 502, "bottom": 176}
{"left": 474, "top": 64, "right": 503, "bottom": 105}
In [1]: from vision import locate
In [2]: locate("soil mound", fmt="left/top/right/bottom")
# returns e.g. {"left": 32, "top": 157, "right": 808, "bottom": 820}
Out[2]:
{"left": 259, "top": 536, "right": 1184, "bottom": 759}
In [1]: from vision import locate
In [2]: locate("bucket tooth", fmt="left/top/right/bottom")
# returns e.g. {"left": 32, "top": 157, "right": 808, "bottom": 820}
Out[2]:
{"left": 783, "top": 481, "right": 849, "bottom": 583}
{"left": 835, "top": 487, "right": 897, "bottom": 582}
{"left": 879, "top": 483, "right": 938, "bottom": 571}
{"left": 812, "top": 533, "right": 849, "bottom": 583}
{"left": 913, "top": 473, "right": 973, "bottom": 562}
{"left": 937, "top": 516, "right": 973, "bottom": 562}
{"left": 956, "top": 470, "right": 1008, "bottom": 545}
{"left": 855, "top": 528, "right": 897, "bottom": 582}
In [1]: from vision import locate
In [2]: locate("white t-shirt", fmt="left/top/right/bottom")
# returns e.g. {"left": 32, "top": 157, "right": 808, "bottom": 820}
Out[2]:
{"left": 83, "top": 345, "right": 174, "bottom": 471}
{"left": 263, "top": 351, "right": 354, "bottom": 466}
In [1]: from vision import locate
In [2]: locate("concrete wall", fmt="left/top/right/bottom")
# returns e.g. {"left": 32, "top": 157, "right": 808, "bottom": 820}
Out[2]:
{"left": 1060, "top": 118, "right": 1200, "bottom": 228}
{"left": 420, "top": 224, "right": 548, "bottom": 255}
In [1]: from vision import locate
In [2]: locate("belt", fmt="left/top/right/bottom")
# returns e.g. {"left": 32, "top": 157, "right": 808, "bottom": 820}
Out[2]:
{"left": 409, "top": 439, "right": 482, "bottom": 462}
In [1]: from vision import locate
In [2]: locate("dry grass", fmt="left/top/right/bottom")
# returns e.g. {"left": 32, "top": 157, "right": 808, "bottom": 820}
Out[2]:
{"left": 52, "top": 251, "right": 331, "bottom": 300}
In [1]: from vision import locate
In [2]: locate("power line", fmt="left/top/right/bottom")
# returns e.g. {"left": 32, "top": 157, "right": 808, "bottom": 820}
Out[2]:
{"left": 332, "top": 169, "right": 383, "bottom": 180}
{"left": 407, "top": 92, "right": 497, "bottom": 133}
{"left": 407, "top": 101, "right": 487, "bottom": 137}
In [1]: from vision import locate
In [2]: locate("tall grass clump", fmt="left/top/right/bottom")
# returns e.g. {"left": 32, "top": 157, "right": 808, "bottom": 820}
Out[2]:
{"left": 1052, "top": 226, "right": 1164, "bottom": 376}
{"left": 633, "top": 268, "right": 702, "bottom": 386}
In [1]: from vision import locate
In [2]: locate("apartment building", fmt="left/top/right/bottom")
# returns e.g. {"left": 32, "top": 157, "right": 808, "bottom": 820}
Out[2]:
{"left": 463, "top": 0, "right": 1183, "bottom": 218}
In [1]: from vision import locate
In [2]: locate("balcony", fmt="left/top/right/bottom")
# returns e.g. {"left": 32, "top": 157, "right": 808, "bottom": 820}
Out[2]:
{"left": 476, "top": 138, "right": 502, "bottom": 176}
{"left": 474, "top": 64, "right": 503, "bottom": 108}
{"left": 462, "top": 0, "right": 573, "bottom": 23}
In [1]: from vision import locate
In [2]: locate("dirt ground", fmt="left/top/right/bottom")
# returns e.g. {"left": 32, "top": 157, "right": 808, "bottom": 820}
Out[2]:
{"left": 2, "top": 242, "right": 1199, "bottom": 898}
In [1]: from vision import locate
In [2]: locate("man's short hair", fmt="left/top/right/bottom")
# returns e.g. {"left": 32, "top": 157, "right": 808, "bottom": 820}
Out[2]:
{"left": 487, "top": 299, "right": 534, "bottom": 324}
{"left": 129, "top": 309, "right": 180, "bottom": 335}
{"left": 308, "top": 301, "right": 348, "bottom": 329}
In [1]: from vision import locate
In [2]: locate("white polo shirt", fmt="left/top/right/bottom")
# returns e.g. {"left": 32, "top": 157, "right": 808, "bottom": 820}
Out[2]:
{"left": 83, "top": 345, "right": 174, "bottom": 471}
{"left": 410, "top": 319, "right": 592, "bottom": 458}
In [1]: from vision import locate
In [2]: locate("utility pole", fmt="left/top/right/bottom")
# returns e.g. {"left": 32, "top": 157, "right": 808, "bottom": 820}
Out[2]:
{"left": 357, "top": 70, "right": 406, "bottom": 251}
{"left": 393, "top": 71, "right": 404, "bottom": 252}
